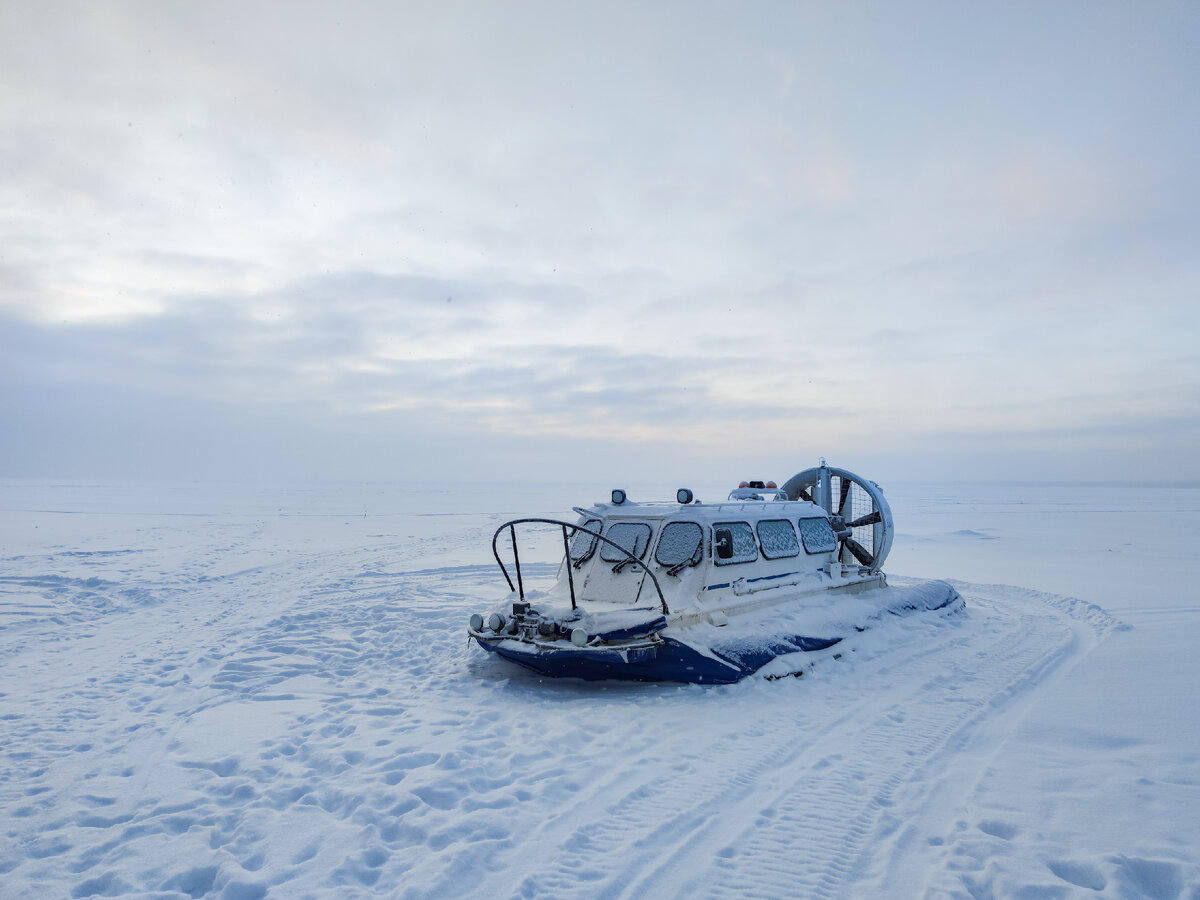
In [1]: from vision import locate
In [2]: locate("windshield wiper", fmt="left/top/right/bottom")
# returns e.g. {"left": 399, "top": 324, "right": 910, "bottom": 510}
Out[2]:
{"left": 666, "top": 552, "right": 702, "bottom": 577}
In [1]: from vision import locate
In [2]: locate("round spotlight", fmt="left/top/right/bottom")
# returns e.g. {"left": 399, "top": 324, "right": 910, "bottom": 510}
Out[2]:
{"left": 611, "top": 489, "right": 627, "bottom": 505}
{"left": 570, "top": 628, "right": 588, "bottom": 647}
{"left": 676, "top": 488, "right": 694, "bottom": 504}
{"left": 487, "top": 613, "right": 505, "bottom": 632}
{"left": 469, "top": 613, "right": 484, "bottom": 631}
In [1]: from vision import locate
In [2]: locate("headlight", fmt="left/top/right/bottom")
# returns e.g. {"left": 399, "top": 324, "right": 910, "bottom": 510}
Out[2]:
{"left": 469, "top": 613, "right": 484, "bottom": 631}
{"left": 487, "top": 613, "right": 505, "bottom": 632}
{"left": 570, "top": 628, "right": 588, "bottom": 647}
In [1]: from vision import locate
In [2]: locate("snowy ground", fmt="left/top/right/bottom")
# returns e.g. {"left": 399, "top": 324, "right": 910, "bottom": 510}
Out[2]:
{"left": 1, "top": 479, "right": 1197, "bottom": 899}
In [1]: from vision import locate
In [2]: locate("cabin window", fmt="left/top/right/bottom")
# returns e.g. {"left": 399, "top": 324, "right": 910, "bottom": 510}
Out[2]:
{"left": 655, "top": 522, "right": 703, "bottom": 570}
{"left": 798, "top": 517, "right": 837, "bottom": 554}
{"left": 569, "top": 519, "right": 602, "bottom": 565}
{"left": 600, "top": 522, "right": 653, "bottom": 562}
{"left": 757, "top": 519, "right": 800, "bottom": 559}
{"left": 713, "top": 521, "right": 758, "bottom": 566}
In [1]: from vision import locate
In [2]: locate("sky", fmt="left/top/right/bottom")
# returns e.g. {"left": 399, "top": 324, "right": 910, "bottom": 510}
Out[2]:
{"left": 2, "top": 1, "right": 1198, "bottom": 486}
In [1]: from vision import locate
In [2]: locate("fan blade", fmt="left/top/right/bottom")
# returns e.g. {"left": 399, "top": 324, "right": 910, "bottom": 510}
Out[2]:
{"left": 837, "top": 478, "right": 851, "bottom": 516}
{"left": 844, "top": 537, "right": 874, "bottom": 567}
{"left": 798, "top": 488, "right": 814, "bottom": 503}
{"left": 848, "top": 510, "right": 882, "bottom": 528}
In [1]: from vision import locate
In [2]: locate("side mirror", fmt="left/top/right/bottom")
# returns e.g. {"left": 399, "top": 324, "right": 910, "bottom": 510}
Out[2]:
{"left": 714, "top": 528, "right": 733, "bottom": 560}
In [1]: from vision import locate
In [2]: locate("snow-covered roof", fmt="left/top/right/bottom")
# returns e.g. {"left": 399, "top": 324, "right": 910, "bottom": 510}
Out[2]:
{"left": 583, "top": 497, "right": 828, "bottom": 523}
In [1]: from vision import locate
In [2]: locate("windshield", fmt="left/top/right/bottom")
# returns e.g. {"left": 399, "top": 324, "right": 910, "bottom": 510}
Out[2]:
{"left": 568, "top": 519, "right": 602, "bottom": 564}
{"left": 655, "top": 521, "right": 703, "bottom": 568}
{"left": 599, "top": 522, "right": 654, "bottom": 562}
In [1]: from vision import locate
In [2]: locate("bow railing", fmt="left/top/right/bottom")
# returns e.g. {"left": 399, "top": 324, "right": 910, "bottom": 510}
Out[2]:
{"left": 491, "top": 518, "right": 670, "bottom": 615}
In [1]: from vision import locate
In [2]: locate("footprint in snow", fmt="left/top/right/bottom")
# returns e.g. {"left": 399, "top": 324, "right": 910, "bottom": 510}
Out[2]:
{"left": 1047, "top": 859, "right": 1107, "bottom": 891}
{"left": 977, "top": 819, "right": 1020, "bottom": 840}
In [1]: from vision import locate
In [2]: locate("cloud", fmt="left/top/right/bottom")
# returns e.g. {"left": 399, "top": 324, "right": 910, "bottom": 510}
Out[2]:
{"left": 1, "top": 1, "right": 1198, "bottom": 482}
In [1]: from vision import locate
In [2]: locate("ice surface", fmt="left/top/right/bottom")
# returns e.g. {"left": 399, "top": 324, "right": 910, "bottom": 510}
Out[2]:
{"left": 1, "top": 479, "right": 1197, "bottom": 898}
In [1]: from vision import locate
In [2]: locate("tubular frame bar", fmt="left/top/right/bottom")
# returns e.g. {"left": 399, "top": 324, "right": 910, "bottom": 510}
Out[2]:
{"left": 491, "top": 518, "right": 669, "bottom": 615}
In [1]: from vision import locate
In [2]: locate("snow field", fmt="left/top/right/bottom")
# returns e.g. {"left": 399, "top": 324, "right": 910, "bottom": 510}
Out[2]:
{"left": 1, "top": 481, "right": 1198, "bottom": 898}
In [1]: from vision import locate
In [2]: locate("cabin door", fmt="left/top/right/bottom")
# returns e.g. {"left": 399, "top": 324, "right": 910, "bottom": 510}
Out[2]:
{"left": 581, "top": 563, "right": 648, "bottom": 604}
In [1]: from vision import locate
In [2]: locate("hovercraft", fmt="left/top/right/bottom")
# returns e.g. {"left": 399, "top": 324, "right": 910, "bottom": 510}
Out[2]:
{"left": 467, "top": 462, "right": 963, "bottom": 684}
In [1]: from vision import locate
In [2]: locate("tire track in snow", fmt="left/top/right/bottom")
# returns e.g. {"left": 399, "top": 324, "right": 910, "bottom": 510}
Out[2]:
{"left": 485, "top": 617, "right": 977, "bottom": 900}
{"left": 477, "top": 587, "right": 1110, "bottom": 900}
{"left": 687, "top": 592, "right": 1086, "bottom": 900}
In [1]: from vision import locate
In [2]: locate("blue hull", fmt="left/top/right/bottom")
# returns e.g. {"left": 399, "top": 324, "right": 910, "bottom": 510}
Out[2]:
{"left": 474, "top": 581, "right": 964, "bottom": 684}
{"left": 478, "top": 632, "right": 842, "bottom": 684}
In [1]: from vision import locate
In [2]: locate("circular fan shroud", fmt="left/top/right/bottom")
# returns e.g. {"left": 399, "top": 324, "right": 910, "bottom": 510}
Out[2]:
{"left": 780, "top": 466, "right": 894, "bottom": 571}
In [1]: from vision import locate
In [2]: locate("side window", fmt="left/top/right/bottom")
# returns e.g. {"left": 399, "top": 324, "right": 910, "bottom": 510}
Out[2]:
{"left": 600, "top": 522, "right": 653, "bottom": 562}
{"left": 798, "top": 517, "right": 837, "bottom": 554}
{"left": 757, "top": 519, "right": 799, "bottom": 559}
{"left": 713, "top": 521, "right": 758, "bottom": 566}
{"left": 655, "top": 522, "right": 703, "bottom": 570}
{"left": 569, "top": 519, "right": 602, "bottom": 565}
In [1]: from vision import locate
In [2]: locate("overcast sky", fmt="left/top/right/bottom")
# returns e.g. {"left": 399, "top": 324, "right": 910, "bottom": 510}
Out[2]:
{"left": 2, "top": 1, "right": 1198, "bottom": 485}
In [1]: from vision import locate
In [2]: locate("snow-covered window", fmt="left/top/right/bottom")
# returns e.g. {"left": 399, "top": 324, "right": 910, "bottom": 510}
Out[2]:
{"left": 798, "top": 517, "right": 837, "bottom": 554}
{"left": 757, "top": 519, "right": 799, "bottom": 559}
{"left": 655, "top": 522, "right": 703, "bottom": 569}
{"left": 600, "top": 522, "right": 653, "bottom": 562}
{"left": 713, "top": 521, "right": 758, "bottom": 566}
{"left": 569, "top": 519, "right": 602, "bottom": 565}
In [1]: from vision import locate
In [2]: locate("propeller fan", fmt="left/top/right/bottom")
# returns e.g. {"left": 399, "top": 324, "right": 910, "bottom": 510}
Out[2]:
{"left": 780, "top": 463, "right": 894, "bottom": 571}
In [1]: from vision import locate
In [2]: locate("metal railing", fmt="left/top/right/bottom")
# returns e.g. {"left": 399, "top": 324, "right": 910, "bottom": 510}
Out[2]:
{"left": 491, "top": 518, "right": 670, "bottom": 614}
